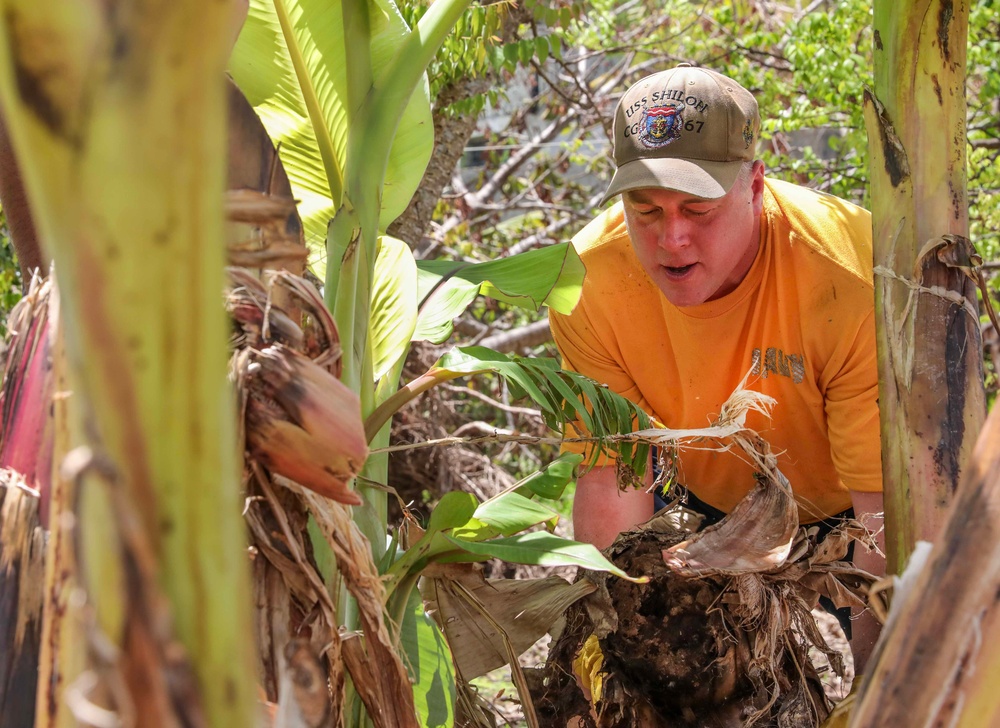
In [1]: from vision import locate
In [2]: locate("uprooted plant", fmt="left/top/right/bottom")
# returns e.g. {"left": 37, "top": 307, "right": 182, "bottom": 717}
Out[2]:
{"left": 533, "top": 395, "right": 886, "bottom": 728}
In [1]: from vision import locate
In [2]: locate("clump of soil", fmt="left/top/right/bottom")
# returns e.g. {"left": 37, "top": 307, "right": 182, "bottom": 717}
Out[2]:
{"left": 534, "top": 517, "right": 842, "bottom": 728}
{"left": 602, "top": 534, "right": 752, "bottom": 711}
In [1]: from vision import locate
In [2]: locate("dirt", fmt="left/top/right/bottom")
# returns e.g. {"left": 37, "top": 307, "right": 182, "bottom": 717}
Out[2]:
{"left": 473, "top": 607, "right": 852, "bottom": 727}
{"left": 599, "top": 536, "right": 751, "bottom": 710}
{"left": 473, "top": 518, "right": 852, "bottom": 728}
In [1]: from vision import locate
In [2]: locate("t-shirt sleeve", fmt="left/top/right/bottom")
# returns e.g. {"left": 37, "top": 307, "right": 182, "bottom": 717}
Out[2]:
{"left": 549, "top": 303, "right": 652, "bottom": 468}
{"left": 823, "top": 308, "right": 883, "bottom": 493}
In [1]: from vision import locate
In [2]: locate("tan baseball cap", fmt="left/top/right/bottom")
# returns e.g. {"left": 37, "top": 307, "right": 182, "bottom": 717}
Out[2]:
{"left": 601, "top": 64, "right": 760, "bottom": 204}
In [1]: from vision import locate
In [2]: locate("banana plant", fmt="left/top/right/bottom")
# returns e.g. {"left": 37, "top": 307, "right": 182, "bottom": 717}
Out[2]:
{"left": 0, "top": 2, "right": 257, "bottom": 726}
{"left": 228, "top": 1, "right": 653, "bottom": 724}
{"left": 229, "top": 0, "right": 597, "bottom": 571}
{"left": 231, "top": 0, "right": 472, "bottom": 559}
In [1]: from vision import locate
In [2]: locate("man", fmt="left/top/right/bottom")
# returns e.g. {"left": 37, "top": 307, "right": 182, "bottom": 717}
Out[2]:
{"left": 549, "top": 64, "right": 885, "bottom": 672}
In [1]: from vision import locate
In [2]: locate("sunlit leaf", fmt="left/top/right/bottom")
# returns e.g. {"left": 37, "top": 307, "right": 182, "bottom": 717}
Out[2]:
{"left": 427, "top": 491, "right": 479, "bottom": 533}
{"left": 516, "top": 452, "right": 583, "bottom": 500}
{"left": 451, "top": 492, "right": 559, "bottom": 541}
{"left": 229, "top": 0, "right": 433, "bottom": 272}
{"left": 414, "top": 243, "right": 585, "bottom": 343}
{"left": 442, "top": 532, "right": 647, "bottom": 583}
{"left": 413, "top": 271, "right": 480, "bottom": 344}
{"left": 399, "top": 587, "right": 456, "bottom": 728}
{"left": 371, "top": 236, "right": 418, "bottom": 381}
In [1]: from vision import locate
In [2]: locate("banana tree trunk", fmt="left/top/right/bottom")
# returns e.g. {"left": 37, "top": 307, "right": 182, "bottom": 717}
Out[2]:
{"left": 850, "top": 391, "right": 1000, "bottom": 726}
{"left": 0, "top": 2, "right": 255, "bottom": 727}
{"left": 862, "top": 0, "right": 981, "bottom": 574}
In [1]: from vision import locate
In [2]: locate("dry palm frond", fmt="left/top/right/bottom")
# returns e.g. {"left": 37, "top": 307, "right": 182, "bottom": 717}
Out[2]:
{"left": 0, "top": 469, "right": 45, "bottom": 721}
{"left": 229, "top": 266, "right": 384, "bottom": 725}
{"left": 230, "top": 266, "right": 422, "bottom": 727}
{"left": 0, "top": 278, "right": 53, "bottom": 723}
{"left": 303, "top": 489, "right": 419, "bottom": 728}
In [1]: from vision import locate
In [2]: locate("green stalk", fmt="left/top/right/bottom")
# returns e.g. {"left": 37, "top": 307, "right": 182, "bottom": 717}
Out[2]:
{"left": 364, "top": 368, "right": 465, "bottom": 443}
{"left": 0, "top": 2, "right": 256, "bottom": 726}
{"left": 362, "top": 0, "right": 474, "bottom": 158}
{"left": 324, "top": 7, "right": 476, "bottom": 716}
{"left": 328, "top": 0, "right": 473, "bottom": 382}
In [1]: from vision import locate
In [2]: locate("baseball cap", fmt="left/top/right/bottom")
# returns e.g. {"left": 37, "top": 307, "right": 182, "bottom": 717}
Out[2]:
{"left": 601, "top": 64, "right": 760, "bottom": 204}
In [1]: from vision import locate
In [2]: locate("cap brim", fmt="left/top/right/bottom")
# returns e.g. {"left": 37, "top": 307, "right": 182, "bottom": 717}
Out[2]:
{"left": 600, "top": 158, "right": 744, "bottom": 206}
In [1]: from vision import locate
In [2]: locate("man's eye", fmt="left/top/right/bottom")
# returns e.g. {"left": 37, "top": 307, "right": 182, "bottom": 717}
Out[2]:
{"left": 687, "top": 208, "right": 711, "bottom": 217}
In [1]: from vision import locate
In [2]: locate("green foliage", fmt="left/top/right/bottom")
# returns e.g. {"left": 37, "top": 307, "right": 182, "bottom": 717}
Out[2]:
{"left": 440, "top": 530, "right": 635, "bottom": 574}
{"left": 968, "top": 0, "right": 1000, "bottom": 263}
{"left": 0, "top": 212, "right": 23, "bottom": 337}
{"left": 399, "top": 587, "right": 456, "bottom": 728}
{"left": 229, "top": 0, "right": 436, "bottom": 270}
{"left": 384, "top": 482, "right": 642, "bottom": 597}
{"left": 433, "top": 347, "right": 651, "bottom": 472}
{"left": 371, "top": 236, "right": 419, "bottom": 381}
{"left": 230, "top": 4, "right": 643, "bottom": 722}
{"left": 397, "top": 0, "right": 583, "bottom": 116}
{"left": 414, "top": 242, "right": 584, "bottom": 342}
{"left": 515, "top": 451, "right": 582, "bottom": 499}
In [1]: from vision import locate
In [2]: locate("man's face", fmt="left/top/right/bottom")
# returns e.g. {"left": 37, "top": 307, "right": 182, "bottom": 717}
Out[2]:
{"left": 622, "top": 162, "right": 765, "bottom": 308}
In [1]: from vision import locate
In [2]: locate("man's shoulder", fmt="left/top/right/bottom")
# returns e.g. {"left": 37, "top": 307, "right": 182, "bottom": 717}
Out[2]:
{"left": 568, "top": 203, "right": 648, "bottom": 291}
{"left": 763, "top": 178, "right": 873, "bottom": 285}
{"left": 572, "top": 203, "right": 632, "bottom": 258}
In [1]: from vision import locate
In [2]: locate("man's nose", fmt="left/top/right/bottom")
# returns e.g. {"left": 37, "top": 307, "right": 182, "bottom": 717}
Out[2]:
{"left": 657, "top": 219, "right": 691, "bottom": 251}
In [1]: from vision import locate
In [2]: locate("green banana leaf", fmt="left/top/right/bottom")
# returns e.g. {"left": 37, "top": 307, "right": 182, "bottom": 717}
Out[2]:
{"left": 427, "top": 491, "right": 480, "bottom": 532}
{"left": 388, "top": 490, "right": 643, "bottom": 585}
{"left": 371, "top": 236, "right": 418, "bottom": 380}
{"left": 443, "top": 532, "right": 646, "bottom": 583}
{"left": 229, "top": 0, "right": 433, "bottom": 270}
{"left": 399, "top": 585, "right": 456, "bottom": 728}
{"left": 516, "top": 451, "right": 583, "bottom": 499}
{"left": 415, "top": 243, "right": 585, "bottom": 343}
{"left": 451, "top": 492, "right": 560, "bottom": 541}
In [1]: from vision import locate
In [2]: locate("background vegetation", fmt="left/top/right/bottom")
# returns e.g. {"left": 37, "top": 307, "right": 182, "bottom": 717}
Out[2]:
{"left": 0, "top": 1, "right": 998, "bottom": 726}
{"left": 363, "top": 0, "right": 1000, "bottom": 508}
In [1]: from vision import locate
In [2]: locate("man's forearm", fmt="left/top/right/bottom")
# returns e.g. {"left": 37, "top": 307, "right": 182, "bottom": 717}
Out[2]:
{"left": 573, "top": 464, "right": 654, "bottom": 550}
{"left": 850, "top": 490, "right": 886, "bottom": 675}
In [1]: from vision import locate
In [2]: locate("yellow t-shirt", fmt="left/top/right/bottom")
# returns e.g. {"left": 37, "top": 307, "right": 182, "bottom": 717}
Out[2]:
{"left": 549, "top": 178, "right": 882, "bottom": 523}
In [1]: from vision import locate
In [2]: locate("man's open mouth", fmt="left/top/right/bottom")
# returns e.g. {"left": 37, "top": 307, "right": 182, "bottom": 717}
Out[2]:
{"left": 664, "top": 264, "right": 695, "bottom": 276}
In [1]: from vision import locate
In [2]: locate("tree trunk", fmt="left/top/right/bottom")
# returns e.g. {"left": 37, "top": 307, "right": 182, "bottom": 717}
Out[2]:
{"left": 862, "top": 0, "right": 981, "bottom": 574}
{"left": 850, "top": 386, "right": 1000, "bottom": 726}
{"left": 0, "top": 2, "right": 256, "bottom": 726}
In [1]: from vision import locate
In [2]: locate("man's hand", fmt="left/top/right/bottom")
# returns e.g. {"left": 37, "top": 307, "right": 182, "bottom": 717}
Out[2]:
{"left": 849, "top": 489, "right": 886, "bottom": 675}
{"left": 573, "top": 464, "right": 654, "bottom": 550}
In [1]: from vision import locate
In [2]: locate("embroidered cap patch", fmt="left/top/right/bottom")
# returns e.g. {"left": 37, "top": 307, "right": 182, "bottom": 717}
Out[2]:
{"left": 639, "top": 103, "right": 685, "bottom": 148}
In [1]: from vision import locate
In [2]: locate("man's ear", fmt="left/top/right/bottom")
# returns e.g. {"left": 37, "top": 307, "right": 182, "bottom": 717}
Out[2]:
{"left": 750, "top": 160, "right": 766, "bottom": 215}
